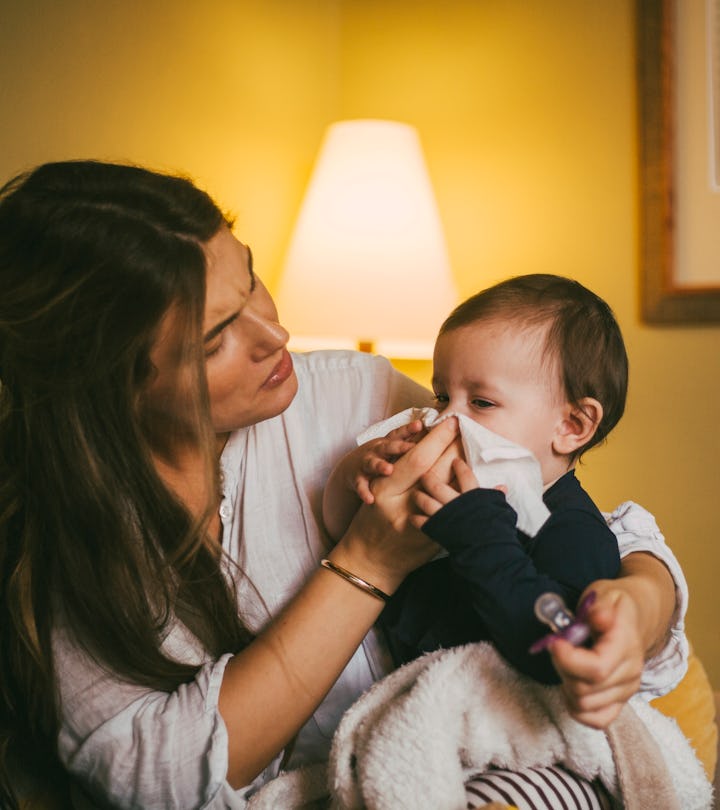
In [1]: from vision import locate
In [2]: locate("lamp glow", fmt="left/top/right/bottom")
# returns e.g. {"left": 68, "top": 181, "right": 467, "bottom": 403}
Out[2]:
{"left": 276, "top": 119, "right": 458, "bottom": 358}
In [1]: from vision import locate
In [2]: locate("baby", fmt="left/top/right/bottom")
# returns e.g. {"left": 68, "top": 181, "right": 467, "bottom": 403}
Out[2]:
{"left": 323, "top": 273, "right": 627, "bottom": 683}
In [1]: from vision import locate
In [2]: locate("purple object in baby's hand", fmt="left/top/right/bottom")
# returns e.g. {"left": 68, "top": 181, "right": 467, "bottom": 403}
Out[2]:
{"left": 529, "top": 591, "right": 594, "bottom": 654}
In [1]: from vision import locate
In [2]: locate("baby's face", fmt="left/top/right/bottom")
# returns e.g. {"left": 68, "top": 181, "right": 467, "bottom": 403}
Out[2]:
{"left": 431, "top": 319, "right": 569, "bottom": 484}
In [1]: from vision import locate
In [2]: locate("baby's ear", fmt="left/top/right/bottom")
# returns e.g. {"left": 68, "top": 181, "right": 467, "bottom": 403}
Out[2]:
{"left": 552, "top": 397, "right": 603, "bottom": 456}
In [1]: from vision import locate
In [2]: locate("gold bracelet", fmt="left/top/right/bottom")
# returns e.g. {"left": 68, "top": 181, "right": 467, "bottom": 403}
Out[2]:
{"left": 320, "top": 558, "right": 390, "bottom": 603}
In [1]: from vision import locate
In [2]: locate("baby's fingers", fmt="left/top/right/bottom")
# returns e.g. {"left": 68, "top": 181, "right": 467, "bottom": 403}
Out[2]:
{"left": 361, "top": 454, "right": 394, "bottom": 477}
{"left": 451, "top": 457, "right": 480, "bottom": 493}
{"left": 409, "top": 513, "right": 430, "bottom": 530}
{"left": 387, "top": 419, "right": 426, "bottom": 443}
{"left": 418, "top": 469, "right": 462, "bottom": 506}
{"left": 355, "top": 476, "right": 376, "bottom": 504}
{"left": 378, "top": 439, "right": 417, "bottom": 461}
{"left": 412, "top": 488, "right": 444, "bottom": 518}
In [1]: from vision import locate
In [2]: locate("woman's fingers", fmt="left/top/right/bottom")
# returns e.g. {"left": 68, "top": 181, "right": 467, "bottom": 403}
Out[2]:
{"left": 550, "top": 585, "right": 644, "bottom": 728}
{"left": 559, "top": 671, "right": 639, "bottom": 727}
{"left": 375, "top": 417, "right": 458, "bottom": 494}
{"left": 423, "top": 436, "right": 464, "bottom": 485}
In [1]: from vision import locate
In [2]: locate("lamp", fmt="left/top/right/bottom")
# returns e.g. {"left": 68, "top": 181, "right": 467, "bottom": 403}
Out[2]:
{"left": 276, "top": 119, "right": 458, "bottom": 358}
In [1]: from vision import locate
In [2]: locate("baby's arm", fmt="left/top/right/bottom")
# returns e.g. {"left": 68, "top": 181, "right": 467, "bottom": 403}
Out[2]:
{"left": 323, "top": 420, "right": 424, "bottom": 540}
{"left": 413, "top": 459, "right": 619, "bottom": 683}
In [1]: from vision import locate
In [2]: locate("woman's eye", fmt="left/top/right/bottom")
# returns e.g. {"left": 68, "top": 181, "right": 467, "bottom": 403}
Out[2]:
{"left": 205, "top": 339, "right": 223, "bottom": 358}
{"left": 471, "top": 398, "right": 494, "bottom": 409}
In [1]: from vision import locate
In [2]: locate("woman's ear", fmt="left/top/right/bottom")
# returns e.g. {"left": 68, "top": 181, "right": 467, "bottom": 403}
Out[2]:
{"left": 552, "top": 397, "right": 603, "bottom": 456}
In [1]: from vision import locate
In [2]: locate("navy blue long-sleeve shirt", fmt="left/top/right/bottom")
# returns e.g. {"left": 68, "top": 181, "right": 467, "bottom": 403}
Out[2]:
{"left": 379, "top": 470, "right": 621, "bottom": 684}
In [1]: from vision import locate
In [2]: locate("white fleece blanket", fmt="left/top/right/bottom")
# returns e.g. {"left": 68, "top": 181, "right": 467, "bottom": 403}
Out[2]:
{"left": 248, "top": 643, "right": 713, "bottom": 810}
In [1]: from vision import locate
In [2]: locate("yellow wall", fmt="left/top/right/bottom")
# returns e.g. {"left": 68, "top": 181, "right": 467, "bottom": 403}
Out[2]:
{"left": 2, "top": 1, "right": 718, "bottom": 685}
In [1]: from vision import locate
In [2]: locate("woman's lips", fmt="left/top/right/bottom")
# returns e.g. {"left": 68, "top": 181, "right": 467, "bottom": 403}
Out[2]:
{"left": 262, "top": 349, "right": 294, "bottom": 388}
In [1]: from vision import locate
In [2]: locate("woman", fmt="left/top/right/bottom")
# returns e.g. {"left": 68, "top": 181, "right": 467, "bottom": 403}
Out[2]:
{"left": 0, "top": 161, "right": 682, "bottom": 809}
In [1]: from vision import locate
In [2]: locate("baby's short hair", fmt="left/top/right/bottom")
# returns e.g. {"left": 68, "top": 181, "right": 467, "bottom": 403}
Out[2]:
{"left": 439, "top": 274, "right": 628, "bottom": 457}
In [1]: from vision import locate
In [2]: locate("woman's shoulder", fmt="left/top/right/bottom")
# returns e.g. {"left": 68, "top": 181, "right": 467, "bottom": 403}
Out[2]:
{"left": 290, "top": 350, "right": 398, "bottom": 409}
{"left": 290, "top": 350, "right": 431, "bottom": 428}
{"left": 291, "top": 349, "right": 391, "bottom": 378}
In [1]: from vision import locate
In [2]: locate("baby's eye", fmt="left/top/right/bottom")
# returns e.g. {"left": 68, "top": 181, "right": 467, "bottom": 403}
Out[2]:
{"left": 433, "top": 394, "right": 449, "bottom": 405}
{"left": 471, "top": 398, "right": 495, "bottom": 409}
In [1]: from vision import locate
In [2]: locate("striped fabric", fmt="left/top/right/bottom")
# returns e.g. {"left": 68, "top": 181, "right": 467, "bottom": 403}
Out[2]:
{"left": 465, "top": 765, "right": 613, "bottom": 809}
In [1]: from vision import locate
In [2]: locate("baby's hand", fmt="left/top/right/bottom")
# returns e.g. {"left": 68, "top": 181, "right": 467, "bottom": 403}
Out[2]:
{"left": 411, "top": 456, "right": 478, "bottom": 527}
{"left": 354, "top": 420, "right": 426, "bottom": 504}
{"left": 411, "top": 457, "right": 508, "bottom": 528}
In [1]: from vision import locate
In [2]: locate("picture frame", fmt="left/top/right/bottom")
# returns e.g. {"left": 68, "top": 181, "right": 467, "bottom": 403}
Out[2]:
{"left": 637, "top": 0, "right": 720, "bottom": 323}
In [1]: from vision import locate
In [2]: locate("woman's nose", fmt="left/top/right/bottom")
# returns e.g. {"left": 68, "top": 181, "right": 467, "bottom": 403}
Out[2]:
{"left": 244, "top": 308, "right": 290, "bottom": 360}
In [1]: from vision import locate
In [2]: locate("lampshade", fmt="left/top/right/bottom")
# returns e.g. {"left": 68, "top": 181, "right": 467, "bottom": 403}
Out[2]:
{"left": 276, "top": 119, "right": 458, "bottom": 358}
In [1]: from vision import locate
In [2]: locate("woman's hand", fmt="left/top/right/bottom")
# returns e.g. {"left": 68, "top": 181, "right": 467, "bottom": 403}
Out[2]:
{"left": 334, "top": 417, "right": 460, "bottom": 592}
{"left": 549, "top": 581, "right": 645, "bottom": 728}
{"left": 323, "top": 420, "right": 427, "bottom": 540}
{"left": 550, "top": 551, "right": 675, "bottom": 729}
{"left": 352, "top": 419, "right": 426, "bottom": 505}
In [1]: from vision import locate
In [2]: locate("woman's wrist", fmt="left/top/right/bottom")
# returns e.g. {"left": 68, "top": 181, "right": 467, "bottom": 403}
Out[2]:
{"left": 617, "top": 552, "right": 675, "bottom": 659}
{"left": 319, "top": 558, "right": 390, "bottom": 603}
{"left": 327, "top": 533, "right": 407, "bottom": 598}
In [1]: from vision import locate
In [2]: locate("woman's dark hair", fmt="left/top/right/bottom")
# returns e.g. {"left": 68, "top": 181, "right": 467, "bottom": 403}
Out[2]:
{"left": 0, "top": 160, "right": 252, "bottom": 805}
{"left": 440, "top": 273, "right": 628, "bottom": 459}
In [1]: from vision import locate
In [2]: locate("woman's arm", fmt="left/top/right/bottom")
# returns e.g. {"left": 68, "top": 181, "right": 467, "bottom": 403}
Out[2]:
{"left": 616, "top": 551, "right": 676, "bottom": 657}
{"left": 220, "top": 417, "right": 457, "bottom": 787}
{"left": 549, "top": 551, "right": 675, "bottom": 728}
{"left": 220, "top": 550, "right": 390, "bottom": 788}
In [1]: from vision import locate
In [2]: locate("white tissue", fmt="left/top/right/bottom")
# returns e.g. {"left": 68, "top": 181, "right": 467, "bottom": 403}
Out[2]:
{"left": 357, "top": 407, "right": 550, "bottom": 537}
